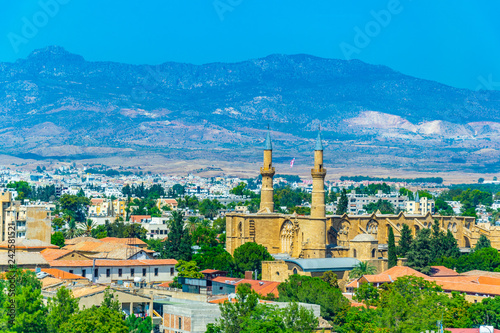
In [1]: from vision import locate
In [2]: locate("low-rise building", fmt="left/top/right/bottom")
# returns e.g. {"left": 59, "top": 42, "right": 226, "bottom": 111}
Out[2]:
{"left": 48, "top": 259, "right": 178, "bottom": 284}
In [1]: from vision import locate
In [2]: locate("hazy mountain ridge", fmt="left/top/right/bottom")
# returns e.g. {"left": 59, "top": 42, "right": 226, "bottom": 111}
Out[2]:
{"left": 1, "top": 46, "right": 499, "bottom": 172}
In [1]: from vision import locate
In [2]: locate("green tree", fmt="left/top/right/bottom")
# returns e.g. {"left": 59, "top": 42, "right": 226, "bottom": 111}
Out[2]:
{"left": 349, "top": 261, "right": 377, "bottom": 279}
{"left": 278, "top": 274, "right": 349, "bottom": 322}
{"left": 364, "top": 199, "right": 395, "bottom": 214}
{"left": 435, "top": 198, "right": 454, "bottom": 216}
{"left": 47, "top": 286, "right": 79, "bottom": 333}
{"left": 7, "top": 181, "right": 32, "bottom": 201}
{"left": 388, "top": 226, "right": 397, "bottom": 268}
{"left": 125, "top": 315, "right": 152, "bottom": 333}
{"left": 336, "top": 189, "right": 348, "bottom": 215}
{"left": 59, "top": 306, "right": 128, "bottom": 333}
{"left": 51, "top": 231, "right": 65, "bottom": 248}
{"left": 475, "top": 234, "right": 492, "bottom": 251}
{"left": 161, "top": 211, "right": 192, "bottom": 261}
{"left": 4, "top": 284, "right": 48, "bottom": 333}
{"left": 443, "top": 292, "right": 473, "bottom": 329}
{"left": 59, "top": 194, "right": 91, "bottom": 222}
{"left": 320, "top": 271, "right": 339, "bottom": 289}
{"left": 398, "top": 224, "right": 413, "bottom": 257}
{"left": 406, "top": 228, "right": 433, "bottom": 274}
{"left": 51, "top": 217, "right": 65, "bottom": 230}
{"left": 232, "top": 242, "right": 273, "bottom": 279}
{"left": 193, "top": 245, "right": 234, "bottom": 274}
{"left": 210, "top": 283, "right": 259, "bottom": 333}
{"left": 353, "top": 282, "right": 379, "bottom": 309}
{"left": 469, "top": 295, "right": 500, "bottom": 328}
{"left": 377, "top": 276, "right": 449, "bottom": 333}
{"left": 91, "top": 225, "right": 108, "bottom": 239}
{"left": 209, "top": 283, "right": 318, "bottom": 333}
{"left": 175, "top": 260, "right": 204, "bottom": 279}
{"left": 77, "top": 219, "right": 98, "bottom": 237}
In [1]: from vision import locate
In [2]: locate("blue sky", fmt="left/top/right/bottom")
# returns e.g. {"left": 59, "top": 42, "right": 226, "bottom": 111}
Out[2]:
{"left": 1, "top": 0, "right": 499, "bottom": 90}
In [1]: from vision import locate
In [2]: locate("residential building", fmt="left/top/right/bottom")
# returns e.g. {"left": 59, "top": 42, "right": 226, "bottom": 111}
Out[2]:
{"left": 341, "top": 190, "right": 408, "bottom": 215}
{"left": 157, "top": 198, "right": 178, "bottom": 210}
{"left": 405, "top": 193, "right": 435, "bottom": 215}
{"left": 48, "top": 259, "right": 178, "bottom": 284}
{"left": 0, "top": 191, "right": 52, "bottom": 243}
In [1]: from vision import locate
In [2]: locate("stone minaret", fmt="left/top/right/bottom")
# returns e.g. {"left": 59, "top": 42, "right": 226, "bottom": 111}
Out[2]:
{"left": 311, "top": 131, "right": 326, "bottom": 218}
{"left": 260, "top": 131, "right": 275, "bottom": 212}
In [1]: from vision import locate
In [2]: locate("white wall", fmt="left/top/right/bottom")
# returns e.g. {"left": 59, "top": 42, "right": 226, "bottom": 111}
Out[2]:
{"left": 52, "top": 264, "right": 177, "bottom": 284}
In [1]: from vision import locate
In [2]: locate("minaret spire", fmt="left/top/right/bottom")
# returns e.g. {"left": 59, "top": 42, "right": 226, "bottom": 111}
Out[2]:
{"left": 311, "top": 127, "right": 326, "bottom": 218}
{"left": 260, "top": 128, "right": 275, "bottom": 213}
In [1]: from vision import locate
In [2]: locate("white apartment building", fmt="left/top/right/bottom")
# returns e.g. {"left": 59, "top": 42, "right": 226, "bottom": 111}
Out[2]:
{"left": 340, "top": 190, "right": 408, "bottom": 214}
{"left": 406, "top": 196, "right": 435, "bottom": 215}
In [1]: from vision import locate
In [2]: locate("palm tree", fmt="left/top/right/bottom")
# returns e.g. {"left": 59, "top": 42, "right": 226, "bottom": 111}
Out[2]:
{"left": 77, "top": 219, "right": 98, "bottom": 237}
{"left": 200, "top": 219, "right": 211, "bottom": 228}
{"left": 349, "top": 261, "right": 377, "bottom": 279}
{"left": 64, "top": 218, "right": 79, "bottom": 239}
{"left": 186, "top": 217, "right": 199, "bottom": 233}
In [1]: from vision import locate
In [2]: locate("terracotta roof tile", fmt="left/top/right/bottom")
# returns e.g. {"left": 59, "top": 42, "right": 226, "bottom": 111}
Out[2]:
{"left": 41, "top": 249, "right": 72, "bottom": 261}
{"left": 41, "top": 268, "right": 87, "bottom": 280}
{"left": 100, "top": 237, "right": 147, "bottom": 246}
{"left": 212, "top": 277, "right": 280, "bottom": 297}
{"left": 430, "top": 266, "right": 459, "bottom": 277}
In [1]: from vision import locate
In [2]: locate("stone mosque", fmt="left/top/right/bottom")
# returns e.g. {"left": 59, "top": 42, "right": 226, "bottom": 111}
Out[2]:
{"left": 226, "top": 131, "right": 498, "bottom": 264}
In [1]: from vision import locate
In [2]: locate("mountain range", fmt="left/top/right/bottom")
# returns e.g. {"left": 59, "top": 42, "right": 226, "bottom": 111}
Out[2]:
{"left": 1, "top": 46, "right": 499, "bottom": 174}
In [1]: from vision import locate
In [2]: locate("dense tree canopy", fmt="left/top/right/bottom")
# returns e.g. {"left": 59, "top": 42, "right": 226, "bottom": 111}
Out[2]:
{"left": 363, "top": 199, "right": 395, "bottom": 214}
{"left": 278, "top": 274, "right": 349, "bottom": 322}
{"left": 232, "top": 242, "right": 273, "bottom": 279}
{"left": 161, "top": 211, "right": 192, "bottom": 261}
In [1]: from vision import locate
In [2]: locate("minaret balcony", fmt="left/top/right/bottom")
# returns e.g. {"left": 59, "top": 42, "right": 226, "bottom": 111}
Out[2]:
{"left": 260, "top": 167, "right": 275, "bottom": 176}
{"left": 311, "top": 169, "right": 327, "bottom": 178}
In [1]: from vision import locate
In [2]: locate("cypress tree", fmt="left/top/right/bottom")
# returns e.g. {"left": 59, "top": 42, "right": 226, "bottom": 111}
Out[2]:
{"left": 475, "top": 234, "right": 491, "bottom": 251}
{"left": 161, "top": 211, "right": 192, "bottom": 261}
{"left": 336, "top": 189, "right": 348, "bottom": 215}
{"left": 388, "top": 226, "right": 397, "bottom": 268}
{"left": 398, "top": 224, "right": 413, "bottom": 257}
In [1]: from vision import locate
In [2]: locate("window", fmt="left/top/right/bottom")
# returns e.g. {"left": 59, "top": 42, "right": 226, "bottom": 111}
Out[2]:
{"left": 170, "top": 267, "right": 174, "bottom": 276}
{"left": 69, "top": 270, "right": 73, "bottom": 274}
{"left": 82, "top": 269, "right": 86, "bottom": 277}
{"left": 131, "top": 268, "right": 135, "bottom": 277}
{"left": 106, "top": 269, "right": 110, "bottom": 277}
{"left": 353, "top": 249, "right": 357, "bottom": 258}
{"left": 118, "top": 269, "right": 122, "bottom": 277}
{"left": 154, "top": 268, "right": 159, "bottom": 276}
{"left": 143, "top": 268, "right": 146, "bottom": 277}
{"left": 372, "top": 249, "right": 376, "bottom": 258}
{"left": 94, "top": 269, "right": 98, "bottom": 278}
{"left": 178, "top": 317, "right": 182, "bottom": 330}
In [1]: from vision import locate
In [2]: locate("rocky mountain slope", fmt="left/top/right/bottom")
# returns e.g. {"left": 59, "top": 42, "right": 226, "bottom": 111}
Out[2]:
{"left": 1, "top": 46, "right": 499, "bottom": 173}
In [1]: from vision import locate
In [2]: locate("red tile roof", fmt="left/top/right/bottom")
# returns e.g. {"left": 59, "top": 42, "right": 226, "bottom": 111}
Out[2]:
{"left": 430, "top": 266, "right": 459, "bottom": 277}
{"left": 201, "top": 269, "right": 226, "bottom": 274}
{"left": 41, "top": 249, "right": 72, "bottom": 261}
{"left": 129, "top": 216, "right": 151, "bottom": 223}
{"left": 212, "top": 277, "right": 280, "bottom": 297}
{"left": 349, "top": 266, "right": 500, "bottom": 298}
{"left": 100, "top": 237, "right": 147, "bottom": 246}
{"left": 41, "top": 268, "right": 87, "bottom": 280}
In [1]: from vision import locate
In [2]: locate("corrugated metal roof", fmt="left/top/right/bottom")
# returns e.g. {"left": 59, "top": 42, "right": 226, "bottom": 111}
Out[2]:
{"left": 284, "top": 258, "right": 360, "bottom": 272}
